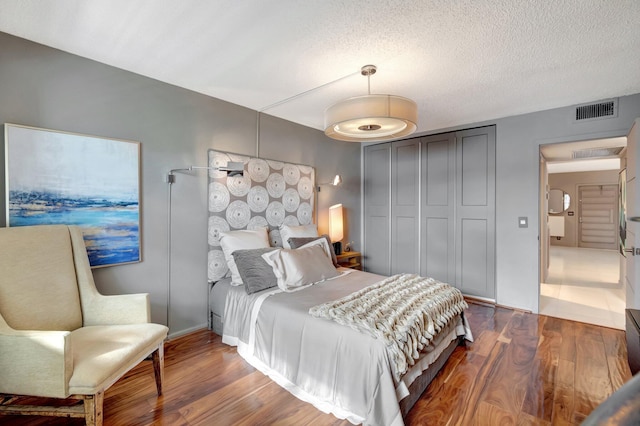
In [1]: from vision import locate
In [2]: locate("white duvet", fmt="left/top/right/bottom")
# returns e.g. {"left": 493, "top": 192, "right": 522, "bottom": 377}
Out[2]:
{"left": 222, "top": 269, "right": 472, "bottom": 426}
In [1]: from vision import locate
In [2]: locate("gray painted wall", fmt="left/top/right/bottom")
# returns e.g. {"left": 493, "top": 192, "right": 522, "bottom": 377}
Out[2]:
{"left": 549, "top": 170, "right": 620, "bottom": 247}
{"left": 0, "top": 32, "right": 361, "bottom": 336}
{"left": 395, "top": 93, "right": 640, "bottom": 313}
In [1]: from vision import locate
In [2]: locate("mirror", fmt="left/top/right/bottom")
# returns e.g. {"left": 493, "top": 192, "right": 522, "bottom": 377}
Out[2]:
{"left": 549, "top": 188, "right": 570, "bottom": 214}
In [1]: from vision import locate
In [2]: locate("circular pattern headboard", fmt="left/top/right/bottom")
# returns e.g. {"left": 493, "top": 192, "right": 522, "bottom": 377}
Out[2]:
{"left": 207, "top": 150, "right": 316, "bottom": 281}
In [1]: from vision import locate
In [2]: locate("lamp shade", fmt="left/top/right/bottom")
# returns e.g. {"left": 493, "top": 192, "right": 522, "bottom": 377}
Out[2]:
{"left": 324, "top": 94, "right": 417, "bottom": 142}
{"left": 328, "top": 203, "right": 344, "bottom": 242}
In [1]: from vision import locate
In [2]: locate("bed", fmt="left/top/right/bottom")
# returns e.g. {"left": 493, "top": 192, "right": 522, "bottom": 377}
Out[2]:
{"left": 206, "top": 150, "right": 472, "bottom": 426}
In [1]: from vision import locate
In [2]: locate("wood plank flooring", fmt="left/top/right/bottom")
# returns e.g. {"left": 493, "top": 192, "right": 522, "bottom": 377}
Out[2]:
{"left": 0, "top": 302, "right": 632, "bottom": 425}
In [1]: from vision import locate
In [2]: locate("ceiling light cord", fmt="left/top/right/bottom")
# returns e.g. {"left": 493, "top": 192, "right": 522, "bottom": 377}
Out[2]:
{"left": 361, "top": 64, "right": 377, "bottom": 95}
{"left": 258, "top": 70, "right": 361, "bottom": 114}
{"left": 256, "top": 110, "right": 261, "bottom": 158}
{"left": 253, "top": 69, "right": 360, "bottom": 157}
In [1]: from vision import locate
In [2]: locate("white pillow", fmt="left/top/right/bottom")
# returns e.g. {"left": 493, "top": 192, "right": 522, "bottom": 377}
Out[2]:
{"left": 299, "top": 237, "right": 334, "bottom": 261}
{"left": 280, "top": 224, "right": 318, "bottom": 249}
{"left": 262, "top": 244, "right": 339, "bottom": 292}
{"left": 219, "top": 228, "right": 270, "bottom": 286}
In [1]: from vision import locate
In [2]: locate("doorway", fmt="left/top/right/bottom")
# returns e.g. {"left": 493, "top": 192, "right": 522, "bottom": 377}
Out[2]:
{"left": 539, "top": 137, "right": 626, "bottom": 329}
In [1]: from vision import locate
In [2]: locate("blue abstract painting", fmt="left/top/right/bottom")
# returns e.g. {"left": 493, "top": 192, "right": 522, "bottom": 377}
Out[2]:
{"left": 5, "top": 124, "right": 141, "bottom": 268}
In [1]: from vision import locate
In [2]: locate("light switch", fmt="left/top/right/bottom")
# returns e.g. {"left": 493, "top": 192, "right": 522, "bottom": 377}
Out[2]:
{"left": 518, "top": 217, "right": 528, "bottom": 228}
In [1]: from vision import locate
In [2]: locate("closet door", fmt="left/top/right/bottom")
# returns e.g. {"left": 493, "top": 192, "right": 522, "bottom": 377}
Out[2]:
{"left": 421, "top": 133, "right": 456, "bottom": 283}
{"left": 391, "top": 139, "right": 421, "bottom": 274}
{"left": 363, "top": 143, "right": 392, "bottom": 275}
{"left": 455, "top": 126, "right": 496, "bottom": 299}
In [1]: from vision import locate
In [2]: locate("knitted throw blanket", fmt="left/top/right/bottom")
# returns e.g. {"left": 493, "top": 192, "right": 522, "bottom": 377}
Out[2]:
{"left": 309, "top": 273, "right": 468, "bottom": 381}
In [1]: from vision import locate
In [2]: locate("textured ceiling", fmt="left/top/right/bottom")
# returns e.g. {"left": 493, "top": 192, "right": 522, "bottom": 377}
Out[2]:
{"left": 0, "top": 0, "right": 639, "bottom": 135}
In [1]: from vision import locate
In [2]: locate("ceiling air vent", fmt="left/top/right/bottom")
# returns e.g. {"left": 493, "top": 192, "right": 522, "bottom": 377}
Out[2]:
{"left": 572, "top": 146, "right": 624, "bottom": 159}
{"left": 574, "top": 99, "right": 618, "bottom": 122}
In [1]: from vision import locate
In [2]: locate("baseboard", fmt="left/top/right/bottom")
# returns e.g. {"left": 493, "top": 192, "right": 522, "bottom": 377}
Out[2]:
{"left": 168, "top": 323, "right": 208, "bottom": 340}
{"left": 464, "top": 295, "right": 533, "bottom": 314}
{"left": 464, "top": 295, "right": 496, "bottom": 307}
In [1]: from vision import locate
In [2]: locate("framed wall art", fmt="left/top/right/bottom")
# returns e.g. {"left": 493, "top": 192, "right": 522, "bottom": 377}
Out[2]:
{"left": 4, "top": 123, "right": 141, "bottom": 268}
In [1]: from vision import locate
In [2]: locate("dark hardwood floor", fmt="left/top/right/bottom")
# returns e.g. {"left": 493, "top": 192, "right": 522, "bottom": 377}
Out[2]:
{"left": 1, "top": 302, "right": 632, "bottom": 425}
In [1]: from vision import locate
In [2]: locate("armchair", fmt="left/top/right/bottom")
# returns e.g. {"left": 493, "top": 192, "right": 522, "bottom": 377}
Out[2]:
{"left": 0, "top": 225, "right": 168, "bottom": 425}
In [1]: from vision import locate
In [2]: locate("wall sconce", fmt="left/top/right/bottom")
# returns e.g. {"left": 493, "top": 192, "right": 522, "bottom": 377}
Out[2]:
{"left": 165, "top": 161, "right": 243, "bottom": 332}
{"left": 329, "top": 203, "right": 344, "bottom": 255}
{"left": 317, "top": 174, "right": 342, "bottom": 192}
{"left": 166, "top": 162, "right": 244, "bottom": 183}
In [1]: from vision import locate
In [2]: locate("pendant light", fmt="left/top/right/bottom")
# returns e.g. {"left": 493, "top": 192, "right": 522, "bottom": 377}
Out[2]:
{"left": 324, "top": 65, "right": 417, "bottom": 142}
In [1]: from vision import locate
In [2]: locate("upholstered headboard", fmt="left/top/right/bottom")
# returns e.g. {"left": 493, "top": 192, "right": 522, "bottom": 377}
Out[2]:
{"left": 207, "top": 150, "right": 316, "bottom": 281}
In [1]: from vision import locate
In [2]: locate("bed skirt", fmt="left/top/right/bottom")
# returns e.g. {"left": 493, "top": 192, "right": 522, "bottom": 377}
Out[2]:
{"left": 399, "top": 336, "right": 463, "bottom": 416}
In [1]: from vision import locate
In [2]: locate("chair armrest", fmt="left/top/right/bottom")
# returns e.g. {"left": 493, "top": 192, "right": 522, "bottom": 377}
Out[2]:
{"left": 0, "top": 317, "right": 72, "bottom": 398}
{"left": 81, "top": 293, "right": 151, "bottom": 326}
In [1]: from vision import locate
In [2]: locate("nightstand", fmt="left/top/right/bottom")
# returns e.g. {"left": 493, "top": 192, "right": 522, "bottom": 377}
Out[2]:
{"left": 336, "top": 251, "right": 362, "bottom": 270}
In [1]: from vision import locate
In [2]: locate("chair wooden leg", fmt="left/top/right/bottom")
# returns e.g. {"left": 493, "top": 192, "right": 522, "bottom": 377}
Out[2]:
{"left": 82, "top": 392, "right": 103, "bottom": 426}
{"left": 152, "top": 344, "right": 165, "bottom": 396}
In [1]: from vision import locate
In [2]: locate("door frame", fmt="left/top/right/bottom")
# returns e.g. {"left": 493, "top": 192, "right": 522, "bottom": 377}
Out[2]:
{"left": 537, "top": 129, "right": 629, "bottom": 313}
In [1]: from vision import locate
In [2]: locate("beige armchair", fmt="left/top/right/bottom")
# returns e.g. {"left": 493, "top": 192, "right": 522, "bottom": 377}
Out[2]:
{"left": 0, "top": 225, "right": 168, "bottom": 425}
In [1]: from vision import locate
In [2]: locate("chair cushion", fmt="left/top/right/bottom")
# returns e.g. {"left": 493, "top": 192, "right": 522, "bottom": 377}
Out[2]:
{"left": 68, "top": 323, "right": 168, "bottom": 395}
{"left": 0, "top": 225, "right": 82, "bottom": 331}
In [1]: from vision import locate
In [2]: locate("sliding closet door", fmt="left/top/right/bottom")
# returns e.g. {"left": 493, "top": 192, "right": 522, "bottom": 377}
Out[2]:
{"left": 363, "top": 143, "right": 392, "bottom": 275}
{"left": 391, "top": 139, "right": 421, "bottom": 274}
{"left": 362, "top": 126, "right": 495, "bottom": 298}
{"left": 455, "top": 126, "right": 496, "bottom": 299}
{"left": 421, "top": 133, "right": 456, "bottom": 283}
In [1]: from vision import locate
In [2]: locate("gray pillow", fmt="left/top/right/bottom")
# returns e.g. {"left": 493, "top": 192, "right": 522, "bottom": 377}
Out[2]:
{"left": 288, "top": 234, "right": 339, "bottom": 267}
{"left": 232, "top": 248, "right": 279, "bottom": 294}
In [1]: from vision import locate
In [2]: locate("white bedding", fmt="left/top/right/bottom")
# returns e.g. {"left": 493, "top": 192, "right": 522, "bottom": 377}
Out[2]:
{"left": 221, "top": 269, "right": 472, "bottom": 426}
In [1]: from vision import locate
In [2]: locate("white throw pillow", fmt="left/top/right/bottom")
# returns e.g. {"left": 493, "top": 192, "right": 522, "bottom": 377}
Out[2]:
{"left": 262, "top": 244, "right": 339, "bottom": 292}
{"left": 299, "top": 237, "right": 334, "bottom": 262}
{"left": 219, "top": 228, "right": 270, "bottom": 286}
{"left": 279, "top": 224, "right": 318, "bottom": 249}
